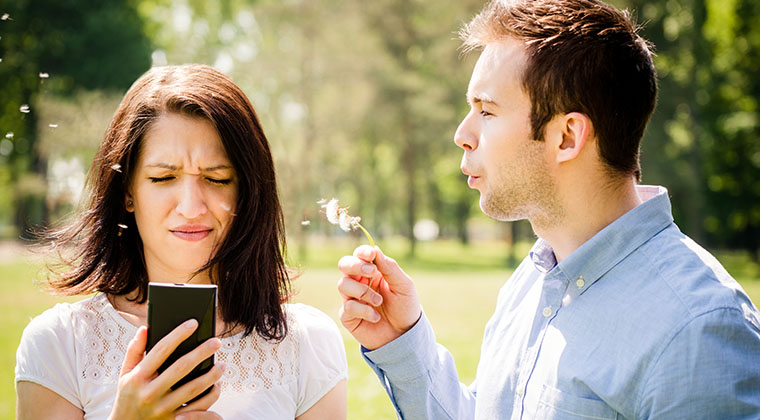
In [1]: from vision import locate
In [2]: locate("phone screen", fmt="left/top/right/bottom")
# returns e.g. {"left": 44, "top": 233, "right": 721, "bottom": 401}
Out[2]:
{"left": 146, "top": 282, "right": 217, "bottom": 393}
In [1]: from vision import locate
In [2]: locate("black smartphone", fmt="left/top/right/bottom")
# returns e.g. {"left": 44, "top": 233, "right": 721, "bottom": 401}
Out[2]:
{"left": 146, "top": 282, "right": 217, "bottom": 396}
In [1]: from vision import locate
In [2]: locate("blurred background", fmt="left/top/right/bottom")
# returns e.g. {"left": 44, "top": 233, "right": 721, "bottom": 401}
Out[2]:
{"left": 1, "top": 0, "right": 759, "bottom": 260}
{"left": 1, "top": 0, "right": 759, "bottom": 418}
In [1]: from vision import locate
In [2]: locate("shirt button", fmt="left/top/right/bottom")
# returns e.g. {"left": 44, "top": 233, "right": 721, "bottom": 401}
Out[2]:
{"left": 576, "top": 276, "right": 585, "bottom": 289}
{"left": 542, "top": 306, "right": 553, "bottom": 318}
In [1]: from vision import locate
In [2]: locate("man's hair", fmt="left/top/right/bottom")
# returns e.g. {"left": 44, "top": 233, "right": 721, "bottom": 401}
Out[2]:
{"left": 460, "top": 0, "right": 658, "bottom": 179}
{"left": 43, "top": 65, "right": 291, "bottom": 341}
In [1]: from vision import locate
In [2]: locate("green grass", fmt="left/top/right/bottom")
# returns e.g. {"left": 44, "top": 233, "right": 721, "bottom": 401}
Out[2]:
{"left": 2, "top": 240, "right": 759, "bottom": 420}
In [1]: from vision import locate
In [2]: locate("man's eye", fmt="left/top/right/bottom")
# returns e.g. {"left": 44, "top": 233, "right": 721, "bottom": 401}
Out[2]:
{"left": 149, "top": 176, "right": 174, "bottom": 183}
{"left": 480, "top": 110, "right": 493, "bottom": 117}
{"left": 207, "top": 178, "right": 232, "bottom": 185}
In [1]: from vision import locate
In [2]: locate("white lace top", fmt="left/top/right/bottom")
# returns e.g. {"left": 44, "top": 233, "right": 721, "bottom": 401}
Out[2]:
{"left": 15, "top": 294, "right": 347, "bottom": 419}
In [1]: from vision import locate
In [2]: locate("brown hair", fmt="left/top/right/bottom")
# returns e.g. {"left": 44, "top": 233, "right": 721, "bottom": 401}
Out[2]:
{"left": 45, "top": 65, "right": 290, "bottom": 340}
{"left": 460, "top": 0, "right": 658, "bottom": 179}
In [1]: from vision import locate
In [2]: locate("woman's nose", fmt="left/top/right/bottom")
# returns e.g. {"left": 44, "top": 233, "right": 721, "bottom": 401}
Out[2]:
{"left": 175, "top": 178, "right": 208, "bottom": 219}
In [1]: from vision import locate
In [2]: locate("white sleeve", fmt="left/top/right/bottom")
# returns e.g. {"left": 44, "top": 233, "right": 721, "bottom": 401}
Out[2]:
{"left": 15, "top": 303, "right": 81, "bottom": 409}
{"left": 292, "top": 304, "right": 348, "bottom": 417}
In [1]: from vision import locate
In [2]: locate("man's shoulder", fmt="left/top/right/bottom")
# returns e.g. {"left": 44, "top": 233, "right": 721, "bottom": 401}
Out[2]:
{"left": 619, "top": 225, "right": 753, "bottom": 319}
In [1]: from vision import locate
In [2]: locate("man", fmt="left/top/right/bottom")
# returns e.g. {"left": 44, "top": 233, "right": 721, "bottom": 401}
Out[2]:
{"left": 337, "top": 0, "right": 760, "bottom": 419}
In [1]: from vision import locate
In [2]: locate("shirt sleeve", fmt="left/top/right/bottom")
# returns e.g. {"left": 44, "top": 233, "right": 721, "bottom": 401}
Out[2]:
{"left": 362, "top": 312, "right": 477, "bottom": 420}
{"left": 15, "top": 303, "right": 82, "bottom": 409}
{"left": 293, "top": 304, "right": 348, "bottom": 417}
{"left": 636, "top": 307, "right": 760, "bottom": 419}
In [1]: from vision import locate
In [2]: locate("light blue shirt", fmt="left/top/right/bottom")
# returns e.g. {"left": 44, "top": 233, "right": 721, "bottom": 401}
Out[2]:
{"left": 363, "top": 186, "right": 760, "bottom": 419}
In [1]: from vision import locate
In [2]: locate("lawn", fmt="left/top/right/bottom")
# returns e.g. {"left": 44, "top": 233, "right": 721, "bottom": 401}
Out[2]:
{"left": 1, "top": 239, "right": 758, "bottom": 420}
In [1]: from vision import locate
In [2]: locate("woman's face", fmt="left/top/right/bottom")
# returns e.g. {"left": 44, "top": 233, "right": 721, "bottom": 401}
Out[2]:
{"left": 126, "top": 112, "right": 238, "bottom": 283}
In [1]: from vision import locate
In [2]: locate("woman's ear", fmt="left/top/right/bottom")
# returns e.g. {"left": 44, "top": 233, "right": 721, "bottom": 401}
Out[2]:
{"left": 125, "top": 193, "right": 135, "bottom": 212}
{"left": 555, "top": 112, "right": 592, "bottom": 163}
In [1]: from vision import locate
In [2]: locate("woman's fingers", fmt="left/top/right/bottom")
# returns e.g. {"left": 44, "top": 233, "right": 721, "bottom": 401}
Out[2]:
{"left": 140, "top": 319, "right": 200, "bottom": 374}
{"left": 147, "top": 336, "right": 222, "bottom": 398}
{"left": 158, "top": 361, "right": 225, "bottom": 413}
{"left": 121, "top": 326, "right": 148, "bottom": 375}
{"left": 176, "top": 376, "right": 223, "bottom": 413}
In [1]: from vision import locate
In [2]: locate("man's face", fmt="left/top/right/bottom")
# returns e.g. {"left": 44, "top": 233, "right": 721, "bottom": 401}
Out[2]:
{"left": 455, "top": 38, "right": 557, "bottom": 223}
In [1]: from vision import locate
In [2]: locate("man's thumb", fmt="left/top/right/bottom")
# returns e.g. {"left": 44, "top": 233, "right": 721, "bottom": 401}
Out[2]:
{"left": 373, "top": 246, "right": 407, "bottom": 286}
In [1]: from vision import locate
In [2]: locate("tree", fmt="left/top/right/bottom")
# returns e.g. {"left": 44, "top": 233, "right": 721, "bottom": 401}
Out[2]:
{"left": 0, "top": 0, "right": 151, "bottom": 237}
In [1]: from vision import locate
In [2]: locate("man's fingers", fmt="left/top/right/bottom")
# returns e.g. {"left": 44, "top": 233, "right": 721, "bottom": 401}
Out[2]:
{"left": 337, "top": 276, "right": 383, "bottom": 306}
{"left": 340, "top": 299, "right": 381, "bottom": 324}
{"left": 373, "top": 247, "right": 409, "bottom": 288}
{"left": 121, "top": 326, "right": 148, "bottom": 375}
{"left": 338, "top": 254, "right": 378, "bottom": 279}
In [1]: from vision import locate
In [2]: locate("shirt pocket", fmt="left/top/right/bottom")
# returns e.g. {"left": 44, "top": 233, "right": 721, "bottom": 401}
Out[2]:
{"left": 536, "top": 384, "right": 619, "bottom": 420}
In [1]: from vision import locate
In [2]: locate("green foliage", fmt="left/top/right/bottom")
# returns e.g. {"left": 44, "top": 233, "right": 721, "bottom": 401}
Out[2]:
{"left": 0, "top": 0, "right": 152, "bottom": 235}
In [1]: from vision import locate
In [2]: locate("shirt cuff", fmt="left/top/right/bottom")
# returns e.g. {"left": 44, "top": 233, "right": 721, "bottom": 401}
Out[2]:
{"left": 362, "top": 311, "right": 437, "bottom": 383}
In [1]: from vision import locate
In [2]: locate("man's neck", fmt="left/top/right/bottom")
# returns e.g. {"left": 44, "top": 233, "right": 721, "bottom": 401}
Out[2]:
{"left": 532, "top": 177, "right": 642, "bottom": 262}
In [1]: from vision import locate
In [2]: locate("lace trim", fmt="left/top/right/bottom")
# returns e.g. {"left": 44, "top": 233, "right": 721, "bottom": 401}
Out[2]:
{"left": 76, "top": 295, "right": 300, "bottom": 393}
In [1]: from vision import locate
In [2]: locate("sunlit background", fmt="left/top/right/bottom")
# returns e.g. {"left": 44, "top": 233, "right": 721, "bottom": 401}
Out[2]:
{"left": 1, "top": 0, "right": 759, "bottom": 418}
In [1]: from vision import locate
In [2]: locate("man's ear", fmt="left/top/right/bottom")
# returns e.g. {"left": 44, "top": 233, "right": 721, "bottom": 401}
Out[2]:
{"left": 125, "top": 193, "right": 135, "bottom": 212}
{"left": 555, "top": 112, "right": 592, "bottom": 163}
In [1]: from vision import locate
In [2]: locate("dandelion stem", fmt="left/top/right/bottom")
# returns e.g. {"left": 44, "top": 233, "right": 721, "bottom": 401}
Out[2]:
{"left": 356, "top": 223, "right": 375, "bottom": 248}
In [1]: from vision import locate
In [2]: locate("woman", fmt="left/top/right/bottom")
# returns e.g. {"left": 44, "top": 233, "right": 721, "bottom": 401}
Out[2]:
{"left": 15, "top": 65, "right": 347, "bottom": 419}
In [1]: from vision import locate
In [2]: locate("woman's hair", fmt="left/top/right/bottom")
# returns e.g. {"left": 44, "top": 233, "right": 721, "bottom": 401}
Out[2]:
{"left": 460, "top": 0, "right": 658, "bottom": 180}
{"left": 45, "top": 64, "right": 290, "bottom": 340}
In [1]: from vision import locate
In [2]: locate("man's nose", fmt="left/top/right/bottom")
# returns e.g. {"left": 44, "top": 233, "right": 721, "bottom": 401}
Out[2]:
{"left": 454, "top": 110, "right": 478, "bottom": 151}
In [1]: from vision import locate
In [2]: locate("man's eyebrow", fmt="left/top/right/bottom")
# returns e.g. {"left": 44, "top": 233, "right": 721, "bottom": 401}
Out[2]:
{"left": 467, "top": 93, "right": 499, "bottom": 107}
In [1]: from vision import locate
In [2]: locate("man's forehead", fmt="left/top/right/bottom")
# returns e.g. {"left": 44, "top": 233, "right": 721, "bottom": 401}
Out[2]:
{"left": 467, "top": 39, "right": 528, "bottom": 104}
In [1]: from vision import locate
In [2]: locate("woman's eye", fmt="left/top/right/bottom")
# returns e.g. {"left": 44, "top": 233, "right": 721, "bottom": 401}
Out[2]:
{"left": 149, "top": 176, "right": 174, "bottom": 183}
{"left": 480, "top": 110, "right": 493, "bottom": 117}
{"left": 207, "top": 178, "right": 232, "bottom": 185}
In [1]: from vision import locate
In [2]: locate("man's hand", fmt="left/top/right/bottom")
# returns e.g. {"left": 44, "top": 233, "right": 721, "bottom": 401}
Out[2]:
{"left": 337, "top": 245, "right": 422, "bottom": 350}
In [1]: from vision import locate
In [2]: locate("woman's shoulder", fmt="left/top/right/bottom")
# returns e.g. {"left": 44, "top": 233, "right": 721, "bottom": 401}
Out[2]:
{"left": 284, "top": 303, "right": 341, "bottom": 337}
{"left": 24, "top": 295, "right": 100, "bottom": 330}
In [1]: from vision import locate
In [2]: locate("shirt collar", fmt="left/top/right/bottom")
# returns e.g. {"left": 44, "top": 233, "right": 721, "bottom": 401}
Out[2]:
{"left": 529, "top": 185, "right": 674, "bottom": 296}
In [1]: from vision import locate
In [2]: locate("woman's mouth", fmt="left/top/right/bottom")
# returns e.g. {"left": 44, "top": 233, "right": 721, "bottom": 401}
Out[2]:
{"left": 170, "top": 225, "right": 212, "bottom": 242}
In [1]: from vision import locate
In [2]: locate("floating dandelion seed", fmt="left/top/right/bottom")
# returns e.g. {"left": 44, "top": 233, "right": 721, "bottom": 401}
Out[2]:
{"left": 220, "top": 202, "right": 231, "bottom": 212}
{"left": 39, "top": 72, "right": 49, "bottom": 79}
{"left": 110, "top": 164, "right": 122, "bottom": 172}
{"left": 301, "top": 220, "right": 311, "bottom": 226}
{"left": 117, "top": 223, "right": 128, "bottom": 237}
{"left": 5, "top": 132, "right": 13, "bottom": 139}
{"left": 48, "top": 123, "right": 58, "bottom": 128}
{"left": 19, "top": 104, "right": 30, "bottom": 113}
{"left": 1, "top": 13, "right": 10, "bottom": 20}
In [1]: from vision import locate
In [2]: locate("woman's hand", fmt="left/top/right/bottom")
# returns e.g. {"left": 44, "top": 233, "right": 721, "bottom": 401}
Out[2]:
{"left": 108, "top": 320, "right": 225, "bottom": 420}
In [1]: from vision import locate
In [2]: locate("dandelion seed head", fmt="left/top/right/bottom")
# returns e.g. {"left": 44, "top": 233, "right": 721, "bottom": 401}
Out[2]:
{"left": 323, "top": 198, "right": 340, "bottom": 224}
{"left": 39, "top": 72, "right": 49, "bottom": 79}
{"left": 110, "top": 164, "right": 122, "bottom": 172}
{"left": 19, "top": 104, "right": 30, "bottom": 114}
{"left": 301, "top": 220, "right": 311, "bottom": 226}
{"left": 48, "top": 123, "right": 58, "bottom": 128}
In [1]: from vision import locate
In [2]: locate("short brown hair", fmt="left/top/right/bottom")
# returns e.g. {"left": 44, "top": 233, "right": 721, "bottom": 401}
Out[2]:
{"left": 45, "top": 65, "right": 290, "bottom": 340}
{"left": 460, "top": 0, "right": 658, "bottom": 179}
